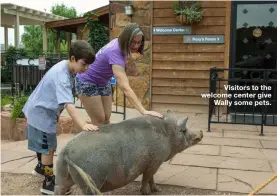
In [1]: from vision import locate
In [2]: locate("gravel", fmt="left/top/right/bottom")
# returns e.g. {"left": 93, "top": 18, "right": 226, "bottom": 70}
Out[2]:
{"left": 1, "top": 172, "right": 241, "bottom": 195}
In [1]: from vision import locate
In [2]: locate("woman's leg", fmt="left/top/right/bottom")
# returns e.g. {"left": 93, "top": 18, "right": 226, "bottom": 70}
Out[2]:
{"left": 100, "top": 82, "right": 113, "bottom": 124}
{"left": 79, "top": 95, "right": 105, "bottom": 126}
{"left": 101, "top": 96, "right": 113, "bottom": 124}
{"left": 75, "top": 77, "right": 106, "bottom": 126}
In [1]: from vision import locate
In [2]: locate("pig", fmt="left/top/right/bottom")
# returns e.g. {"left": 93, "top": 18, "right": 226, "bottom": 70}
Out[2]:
{"left": 54, "top": 110, "right": 203, "bottom": 195}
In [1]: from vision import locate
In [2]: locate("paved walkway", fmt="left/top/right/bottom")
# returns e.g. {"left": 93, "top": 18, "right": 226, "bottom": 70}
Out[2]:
{"left": 1, "top": 108, "right": 277, "bottom": 195}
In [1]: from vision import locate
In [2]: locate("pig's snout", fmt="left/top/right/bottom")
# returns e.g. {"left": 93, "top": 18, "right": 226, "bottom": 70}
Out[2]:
{"left": 191, "top": 130, "right": 203, "bottom": 145}
{"left": 199, "top": 130, "right": 203, "bottom": 139}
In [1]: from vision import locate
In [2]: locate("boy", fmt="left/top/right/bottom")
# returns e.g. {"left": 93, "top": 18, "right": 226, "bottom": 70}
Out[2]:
{"left": 22, "top": 40, "right": 98, "bottom": 195}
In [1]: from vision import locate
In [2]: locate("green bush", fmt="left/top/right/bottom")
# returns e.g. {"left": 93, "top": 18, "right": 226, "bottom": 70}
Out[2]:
{"left": 84, "top": 11, "right": 109, "bottom": 53}
{"left": 10, "top": 96, "right": 29, "bottom": 120}
{"left": 1, "top": 94, "right": 12, "bottom": 107}
{"left": 1, "top": 67, "right": 12, "bottom": 83}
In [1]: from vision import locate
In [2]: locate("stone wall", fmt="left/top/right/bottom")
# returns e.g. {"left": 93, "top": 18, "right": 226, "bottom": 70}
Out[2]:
{"left": 110, "top": 1, "right": 152, "bottom": 110}
{"left": 1, "top": 112, "right": 76, "bottom": 141}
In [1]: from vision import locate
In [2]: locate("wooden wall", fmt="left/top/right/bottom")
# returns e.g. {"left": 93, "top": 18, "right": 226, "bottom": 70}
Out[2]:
{"left": 151, "top": 1, "right": 230, "bottom": 114}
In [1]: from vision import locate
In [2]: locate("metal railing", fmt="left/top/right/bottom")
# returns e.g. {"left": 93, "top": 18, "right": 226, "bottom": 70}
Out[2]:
{"left": 208, "top": 68, "right": 277, "bottom": 136}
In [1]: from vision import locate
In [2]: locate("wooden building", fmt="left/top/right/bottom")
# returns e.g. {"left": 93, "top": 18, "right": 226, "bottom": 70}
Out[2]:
{"left": 110, "top": 1, "right": 277, "bottom": 115}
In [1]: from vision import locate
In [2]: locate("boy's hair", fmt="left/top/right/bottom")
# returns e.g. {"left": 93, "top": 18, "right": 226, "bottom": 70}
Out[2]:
{"left": 69, "top": 40, "right": 95, "bottom": 65}
{"left": 118, "top": 23, "right": 145, "bottom": 57}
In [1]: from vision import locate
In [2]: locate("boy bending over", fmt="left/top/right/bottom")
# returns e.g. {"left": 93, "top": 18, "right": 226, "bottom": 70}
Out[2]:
{"left": 22, "top": 40, "right": 98, "bottom": 195}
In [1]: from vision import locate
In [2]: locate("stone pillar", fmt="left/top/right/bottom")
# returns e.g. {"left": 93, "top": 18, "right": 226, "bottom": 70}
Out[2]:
{"left": 14, "top": 13, "right": 19, "bottom": 48}
{"left": 4, "top": 25, "right": 9, "bottom": 50}
{"left": 109, "top": 1, "right": 152, "bottom": 110}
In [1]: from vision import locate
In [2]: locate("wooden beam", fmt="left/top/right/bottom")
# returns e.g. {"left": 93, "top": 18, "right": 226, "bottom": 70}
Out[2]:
{"left": 18, "top": 7, "right": 25, "bottom": 12}
{"left": 45, "top": 17, "right": 86, "bottom": 28}
{"left": 27, "top": 9, "right": 33, "bottom": 14}
{"left": 3, "top": 8, "right": 47, "bottom": 23}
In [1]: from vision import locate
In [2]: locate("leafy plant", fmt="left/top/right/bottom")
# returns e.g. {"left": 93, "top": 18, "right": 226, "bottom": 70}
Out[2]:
{"left": 84, "top": 11, "right": 109, "bottom": 53}
{"left": 10, "top": 96, "right": 29, "bottom": 120}
{"left": 1, "top": 94, "right": 12, "bottom": 107}
{"left": 1, "top": 67, "right": 12, "bottom": 83}
{"left": 2, "top": 46, "right": 28, "bottom": 83}
{"left": 173, "top": 0, "right": 204, "bottom": 24}
{"left": 5, "top": 46, "right": 27, "bottom": 65}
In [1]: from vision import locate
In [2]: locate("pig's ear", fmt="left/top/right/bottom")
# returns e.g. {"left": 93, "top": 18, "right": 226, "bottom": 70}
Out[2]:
{"left": 167, "top": 110, "right": 175, "bottom": 115}
{"left": 177, "top": 117, "right": 189, "bottom": 129}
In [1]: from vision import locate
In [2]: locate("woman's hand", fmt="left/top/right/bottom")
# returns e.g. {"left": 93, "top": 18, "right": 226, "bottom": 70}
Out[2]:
{"left": 82, "top": 123, "right": 99, "bottom": 131}
{"left": 143, "top": 110, "right": 163, "bottom": 118}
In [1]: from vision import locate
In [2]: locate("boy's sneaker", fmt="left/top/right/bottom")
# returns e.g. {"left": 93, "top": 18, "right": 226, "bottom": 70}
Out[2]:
{"left": 40, "top": 175, "right": 55, "bottom": 195}
{"left": 31, "top": 163, "right": 45, "bottom": 177}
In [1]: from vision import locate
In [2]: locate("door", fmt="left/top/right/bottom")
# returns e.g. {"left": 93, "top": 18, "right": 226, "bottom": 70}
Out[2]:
{"left": 229, "top": 1, "right": 277, "bottom": 117}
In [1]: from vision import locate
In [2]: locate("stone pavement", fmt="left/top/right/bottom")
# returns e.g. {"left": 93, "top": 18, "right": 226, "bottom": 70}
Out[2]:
{"left": 1, "top": 108, "right": 277, "bottom": 195}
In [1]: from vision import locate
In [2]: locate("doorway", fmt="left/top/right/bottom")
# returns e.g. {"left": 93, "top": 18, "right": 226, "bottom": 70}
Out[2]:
{"left": 229, "top": 1, "right": 277, "bottom": 117}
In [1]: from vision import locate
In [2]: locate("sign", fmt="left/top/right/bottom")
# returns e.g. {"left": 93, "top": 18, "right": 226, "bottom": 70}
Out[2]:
{"left": 16, "top": 58, "right": 39, "bottom": 66}
{"left": 183, "top": 35, "right": 225, "bottom": 44}
{"left": 110, "top": 76, "right": 116, "bottom": 85}
{"left": 39, "top": 57, "right": 46, "bottom": 70}
{"left": 253, "top": 28, "right": 262, "bottom": 37}
{"left": 153, "top": 26, "right": 192, "bottom": 35}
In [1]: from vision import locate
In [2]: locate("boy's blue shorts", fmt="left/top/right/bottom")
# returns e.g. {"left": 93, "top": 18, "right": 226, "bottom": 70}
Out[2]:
{"left": 26, "top": 124, "right": 57, "bottom": 155}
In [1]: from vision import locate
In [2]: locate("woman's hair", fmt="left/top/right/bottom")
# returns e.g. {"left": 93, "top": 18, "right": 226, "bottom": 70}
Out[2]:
{"left": 118, "top": 23, "right": 144, "bottom": 57}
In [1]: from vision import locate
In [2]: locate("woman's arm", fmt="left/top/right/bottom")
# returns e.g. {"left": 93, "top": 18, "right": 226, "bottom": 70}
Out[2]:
{"left": 112, "top": 64, "right": 146, "bottom": 114}
{"left": 112, "top": 64, "right": 163, "bottom": 118}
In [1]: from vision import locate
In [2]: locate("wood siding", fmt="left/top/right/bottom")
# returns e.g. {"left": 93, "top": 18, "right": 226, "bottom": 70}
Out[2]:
{"left": 151, "top": 1, "right": 230, "bottom": 114}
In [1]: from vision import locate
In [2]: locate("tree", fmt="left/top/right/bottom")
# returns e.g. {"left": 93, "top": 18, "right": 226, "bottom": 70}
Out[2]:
{"left": 21, "top": 3, "right": 77, "bottom": 55}
{"left": 51, "top": 4, "right": 77, "bottom": 19}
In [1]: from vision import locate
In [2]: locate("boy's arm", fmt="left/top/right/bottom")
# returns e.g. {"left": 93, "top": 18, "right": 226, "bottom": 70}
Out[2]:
{"left": 55, "top": 75, "right": 98, "bottom": 131}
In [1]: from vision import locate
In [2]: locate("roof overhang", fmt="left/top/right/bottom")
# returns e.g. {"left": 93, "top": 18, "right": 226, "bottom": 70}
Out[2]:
{"left": 1, "top": 3, "right": 68, "bottom": 27}
{"left": 45, "top": 5, "right": 109, "bottom": 31}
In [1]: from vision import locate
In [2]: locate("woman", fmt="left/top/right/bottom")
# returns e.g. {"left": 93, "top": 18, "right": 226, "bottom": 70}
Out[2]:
{"left": 75, "top": 23, "right": 163, "bottom": 125}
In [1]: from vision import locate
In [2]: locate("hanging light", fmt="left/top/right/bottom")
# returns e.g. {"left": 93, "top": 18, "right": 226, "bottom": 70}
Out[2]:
{"left": 125, "top": 1, "right": 133, "bottom": 16}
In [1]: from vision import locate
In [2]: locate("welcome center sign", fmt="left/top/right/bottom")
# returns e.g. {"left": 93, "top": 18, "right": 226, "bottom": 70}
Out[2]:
{"left": 152, "top": 26, "right": 192, "bottom": 35}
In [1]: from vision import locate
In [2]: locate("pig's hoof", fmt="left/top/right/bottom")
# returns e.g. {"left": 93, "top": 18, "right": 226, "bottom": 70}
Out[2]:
{"left": 140, "top": 186, "right": 151, "bottom": 195}
{"left": 151, "top": 185, "right": 161, "bottom": 192}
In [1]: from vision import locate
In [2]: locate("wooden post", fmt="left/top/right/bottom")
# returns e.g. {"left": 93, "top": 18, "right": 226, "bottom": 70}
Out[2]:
{"left": 14, "top": 13, "right": 19, "bottom": 48}
{"left": 4, "top": 25, "right": 9, "bottom": 50}
{"left": 42, "top": 24, "right": 48, "bottom": 53}
{"left": 56, "top": 30, "right": 61, "bottom": 57}
{"left": 66, "top": 32, "right": 72, "bottom": 52}
{"left": 222, "top": 1, "right": 232, "bottom": 115}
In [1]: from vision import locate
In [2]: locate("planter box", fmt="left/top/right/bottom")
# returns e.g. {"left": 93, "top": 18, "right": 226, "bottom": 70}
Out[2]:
{"left": 1, "top": 111, "right": 77, "bottom": 141}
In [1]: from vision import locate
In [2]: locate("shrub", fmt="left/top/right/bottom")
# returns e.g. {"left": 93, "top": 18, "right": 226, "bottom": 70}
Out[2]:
{"left": 10, "top": 96, "right": 29, "bottom": 120}
{"left": 1, "top": 94, "right": 12, "bottom": 107}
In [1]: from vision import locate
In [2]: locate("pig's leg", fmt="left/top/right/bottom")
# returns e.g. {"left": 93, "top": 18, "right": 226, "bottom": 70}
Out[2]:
{"left": 54, "top": 157, "right": 74, "bottom": 195}
{"left": 68, "top": 165, "right": 101, "bottom": 195}
{"left": 54, "top": 175, "right": 74, "bottom": 195}
{"left": 149, "top": 176, "right": 161, "bottom": 192}
{"left": 140, "top": 167, "right": 160, "bottom": 195}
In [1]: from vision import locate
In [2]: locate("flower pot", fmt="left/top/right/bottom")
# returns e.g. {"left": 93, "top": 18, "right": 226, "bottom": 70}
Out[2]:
{"left": 176, "top": 15, "right": 191, "bottom": 25}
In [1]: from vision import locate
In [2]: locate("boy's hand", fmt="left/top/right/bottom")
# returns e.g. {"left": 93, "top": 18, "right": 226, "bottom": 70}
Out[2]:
{"left": 82, "top": 123, "right": 98, "bottom": 131}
